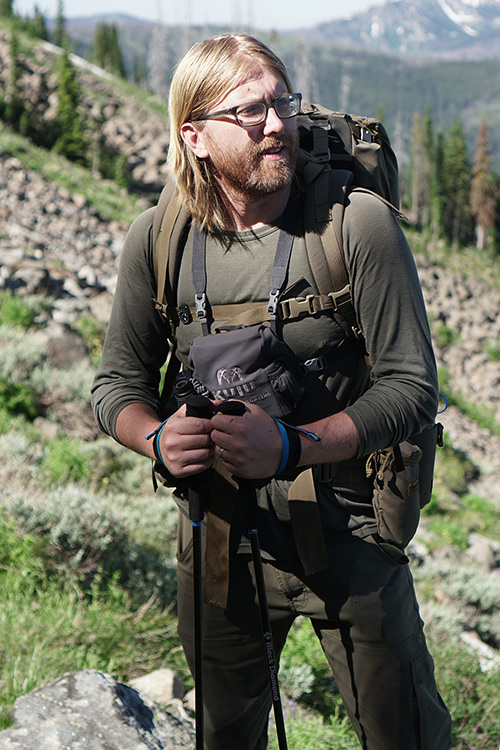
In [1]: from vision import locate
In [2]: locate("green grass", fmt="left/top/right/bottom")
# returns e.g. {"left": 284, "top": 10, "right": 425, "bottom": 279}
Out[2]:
{"left": 408, "top": 227, "right": 500, "bottom": 290}
{"left": 424, "top": 492, "right": 500, "bottom": 552}
{"left": 438, "top": 365, "right": 500, "bottom": 438}
{"left": 0, "top": 516, "right": 188, "bottom": 730}
{"left": 430, "top": 629, "right": 500, "bottom": 750}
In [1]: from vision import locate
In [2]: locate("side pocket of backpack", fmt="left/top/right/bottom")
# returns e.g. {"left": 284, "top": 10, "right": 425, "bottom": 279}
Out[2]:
{"left": 367, "top": 441, "right": 423, "bottom": 549}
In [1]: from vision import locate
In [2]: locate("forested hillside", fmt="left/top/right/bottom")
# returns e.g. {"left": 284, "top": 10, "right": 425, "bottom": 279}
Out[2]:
{"left": 58, "top": 14, "right": 500, "bottom": 173}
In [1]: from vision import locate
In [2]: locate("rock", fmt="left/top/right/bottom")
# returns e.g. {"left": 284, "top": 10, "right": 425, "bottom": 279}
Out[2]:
{"left": 0, "top": 670, "right": 195, "bottom": 750}
{"left": 460, "top": 632, "right": 500, "bottom": 673}
{"left": 465, "top": 537, "right": 496, "bottom": 570}
{"left": 183, "top": 688, "right": 196, "bottom": 715}
{"left": 129, "top": 668, "right": 186, "bottom": 707}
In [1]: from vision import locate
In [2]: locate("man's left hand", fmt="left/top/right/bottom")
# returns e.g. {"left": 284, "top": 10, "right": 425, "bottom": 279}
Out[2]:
{"left": 210, "top": 401, "right": 282, "bottom": 479}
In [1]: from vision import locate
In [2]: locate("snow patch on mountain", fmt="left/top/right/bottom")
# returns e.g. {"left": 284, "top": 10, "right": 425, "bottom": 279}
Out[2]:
{"left": 438, "top": 0, "right": 480, "bottom": 35}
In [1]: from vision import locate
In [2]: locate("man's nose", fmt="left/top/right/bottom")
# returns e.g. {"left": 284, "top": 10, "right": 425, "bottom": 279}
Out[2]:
{"left": 262, "top": 105, "right": 285, "bottom": 135}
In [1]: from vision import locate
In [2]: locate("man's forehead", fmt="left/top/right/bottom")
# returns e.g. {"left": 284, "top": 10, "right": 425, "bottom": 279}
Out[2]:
{"left": 215, "top": 68, "right": 287, "bottom": 107}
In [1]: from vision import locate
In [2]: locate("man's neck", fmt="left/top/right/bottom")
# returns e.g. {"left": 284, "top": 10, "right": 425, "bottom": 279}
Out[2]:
{"left": 219, "top": 183, "right": 292, "bottom": 232}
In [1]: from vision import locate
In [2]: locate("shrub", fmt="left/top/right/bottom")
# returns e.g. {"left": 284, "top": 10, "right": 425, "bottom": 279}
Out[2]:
{"left": 0, "top": 290, "right": 35, "bottom": 329}
{"left": 0, "top": 514, "right": 187, "bottom": 730}
{"left": 1, "top": 482, "right": 177, "bottom": 607}
{"left": 41, "top": 436, "right": 90, "bottom": 485}
{"left": 73, "top": 315, "right": 107, "bottom": 369}
{"left": 0, "top": 377, "right": 37, "bottom": 420}
{"left": 429, "top": 630, "right": 500, "bottom": 749}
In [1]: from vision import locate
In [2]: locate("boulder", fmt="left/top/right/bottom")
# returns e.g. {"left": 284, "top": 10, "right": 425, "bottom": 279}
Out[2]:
{"left": 0, "top": 670, "right": 194, "bottom": 750}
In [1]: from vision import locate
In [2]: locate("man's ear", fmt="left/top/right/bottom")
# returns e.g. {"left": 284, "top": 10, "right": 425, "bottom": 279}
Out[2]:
{"left": 180, "top": 122, "right": 210, "bottom": 159}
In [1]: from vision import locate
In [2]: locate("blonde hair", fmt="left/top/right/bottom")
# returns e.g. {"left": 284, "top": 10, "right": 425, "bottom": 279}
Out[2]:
{"left": 168, "top": 34, "right": 292, "bottom": 235}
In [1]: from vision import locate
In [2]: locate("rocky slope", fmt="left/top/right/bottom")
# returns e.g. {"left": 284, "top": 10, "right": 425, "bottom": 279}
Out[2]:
{"left": 0, "top": 29, "right": 169, "bottom": 196}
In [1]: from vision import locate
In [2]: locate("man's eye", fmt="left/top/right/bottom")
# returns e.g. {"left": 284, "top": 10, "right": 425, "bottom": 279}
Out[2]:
{"left": 238, "top": 103, "right": 263, "bottom": 118}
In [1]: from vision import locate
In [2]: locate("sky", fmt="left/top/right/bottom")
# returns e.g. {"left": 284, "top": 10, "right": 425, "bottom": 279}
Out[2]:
{"left": 13, "top": 0, "right": 386, "bottom": 31}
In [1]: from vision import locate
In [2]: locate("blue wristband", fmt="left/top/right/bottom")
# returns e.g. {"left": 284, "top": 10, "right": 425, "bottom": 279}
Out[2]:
{"left": 274, "top": 419, "right": 321, "bottom": 477}
{"left": 274, "top": 419, "right": 290, "bottom": 475}
{"left": 145, "top": 418, "right": 170, "bottom": 467}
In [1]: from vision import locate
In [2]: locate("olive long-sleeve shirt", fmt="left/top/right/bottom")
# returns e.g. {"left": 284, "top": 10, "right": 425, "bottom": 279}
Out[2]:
{"left": 91, "top": 188, "right": 437, "bottom": 555}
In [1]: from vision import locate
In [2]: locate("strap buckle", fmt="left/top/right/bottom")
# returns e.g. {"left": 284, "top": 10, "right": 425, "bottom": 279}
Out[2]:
{"left": 194, "top": 292, "right": 207, "bottom": 321}
{"left": 267, "top": 289, "right": 280, "bottom": 319}
{"left": 327, "top": 284, "right": 352, "bottom": 312}
{"left": 280, "top": 294, "right": 316, "bottom": 320}
{"left": 303, "top": 355, "right": 328, "bottom": 373}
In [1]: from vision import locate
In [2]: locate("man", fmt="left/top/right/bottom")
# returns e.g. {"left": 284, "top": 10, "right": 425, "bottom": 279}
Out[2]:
{"left": 91, "top": 33, "right": 452, "bottom": 750}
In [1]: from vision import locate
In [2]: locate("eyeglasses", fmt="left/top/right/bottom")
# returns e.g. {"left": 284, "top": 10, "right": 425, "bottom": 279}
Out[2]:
{"left": 194, "top": 93, "right": 302, "bottom": 128}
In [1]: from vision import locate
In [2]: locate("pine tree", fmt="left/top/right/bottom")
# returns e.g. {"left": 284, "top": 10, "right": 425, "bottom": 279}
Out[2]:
{"left": 92, "top": 23, "right": 125, "bottom": 78}
{"left": 53, "top": 0, "right": 66, "bottom": 48}
{"left": 470, "top": 119, "right": 499, "bottom": 251}
{"left": 442, "top": 119, "right": 473, "bottom": 245}
{"left": 430, "top": 130, "right": 446, "bottom": 237}
{"left": 4, "top": 30, "right": 24, "bottom": 129}
{"left": 54, "top": 47, "right": 88, "bottom": 164}
{"left": 31, "top": 5, "right": 49, "bottom": 41}
{"left": 409, "top": 113, "right": 432, "bottom": 230}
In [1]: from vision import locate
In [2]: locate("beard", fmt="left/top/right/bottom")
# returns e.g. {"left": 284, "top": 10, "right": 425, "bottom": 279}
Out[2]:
{"left": 207, "top": 130, "right": 299, "bottom": 200}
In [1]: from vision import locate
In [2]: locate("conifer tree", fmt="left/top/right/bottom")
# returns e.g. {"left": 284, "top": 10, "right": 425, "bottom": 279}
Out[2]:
{"left": 4, "top": 30, "right": 24, "bottom": 128}
{"left": 53, "top": 0, "right": 67, "bottom": 47}
{"left": 409, "top": 113, "right": 432, "bottom": 229}
{"left": 430, "top": 130, "right": 446, "bottom": 237}
{"left": 32, "top": 5, "right": 49, "bottom": 40}
{"left": 442, "top": 119, "right": 473, "bottom": 244}
{"left": 470, "top": 119, "right": 499, "bottom": 251}
{"left": 54, "top": 46, "right": 88, "bottom": 164}
{"left": 92, "top": 23, "right": 125, "bottom": 78}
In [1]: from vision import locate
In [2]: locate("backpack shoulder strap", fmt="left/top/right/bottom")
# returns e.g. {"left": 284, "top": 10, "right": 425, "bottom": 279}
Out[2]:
{"left": 303, "top": 166, "right": 366, "bottom": 347}
{"left": 152, "top": 180, "right": 191, "bottom": 336}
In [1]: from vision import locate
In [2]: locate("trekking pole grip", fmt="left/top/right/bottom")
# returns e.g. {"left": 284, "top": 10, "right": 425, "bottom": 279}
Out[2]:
{"left": 173, "top": 375, "right": 213, "bottom": 523}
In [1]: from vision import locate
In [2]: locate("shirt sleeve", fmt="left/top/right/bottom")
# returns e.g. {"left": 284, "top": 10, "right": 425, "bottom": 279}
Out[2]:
{"left": 91, "top": 207, "right": 171, "bottom": 440}
{"left": 341, "top": 192, "right": 438, "bottom": 457}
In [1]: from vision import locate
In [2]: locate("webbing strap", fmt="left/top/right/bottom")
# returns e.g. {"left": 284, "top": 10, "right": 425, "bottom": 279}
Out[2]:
{"left": 182, "top": 287, "right": 353, "bottom": 329}
{"left": 192, "top": 226, "right": 210, "bottom": 336}
{"left": 191, "top": 208, "right": 297, "bottom": 336}
{"left": 268, "top": 228, "right": 294, "bottom": 333}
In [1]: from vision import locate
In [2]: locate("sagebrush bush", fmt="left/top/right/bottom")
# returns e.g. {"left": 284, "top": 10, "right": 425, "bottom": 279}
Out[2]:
{"left": 41, "top": 436, "right": 91, "bottom": 484}
{"left": 414, "top": 559, "right": 500, "bottom": 646}
{"left": 1, "top": 481, "right": 178, "bottom": 606}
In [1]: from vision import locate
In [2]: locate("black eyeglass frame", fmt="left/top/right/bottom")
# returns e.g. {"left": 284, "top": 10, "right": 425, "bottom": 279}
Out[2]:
{"left": 193, "top": 93, "right": 303, "bottom": 128}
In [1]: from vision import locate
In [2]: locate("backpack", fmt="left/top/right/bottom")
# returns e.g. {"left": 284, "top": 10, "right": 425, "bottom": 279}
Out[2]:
{"left": 151, "top": 101, "right": 442, "bottom": 526}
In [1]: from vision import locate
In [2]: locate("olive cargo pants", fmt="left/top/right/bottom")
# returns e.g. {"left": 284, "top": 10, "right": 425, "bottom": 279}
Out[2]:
{"left": 176, "top": 514, "right": 452, "bottom": 750}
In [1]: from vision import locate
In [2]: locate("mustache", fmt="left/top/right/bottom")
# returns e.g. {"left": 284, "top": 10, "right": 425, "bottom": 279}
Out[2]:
{"left": 255, "top": 134, "right": 297, "bottom": 154}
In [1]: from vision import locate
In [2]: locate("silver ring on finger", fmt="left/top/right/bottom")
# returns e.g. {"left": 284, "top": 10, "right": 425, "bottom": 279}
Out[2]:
{"left": 218, "top": 446, "right": 224, "bottom": 460}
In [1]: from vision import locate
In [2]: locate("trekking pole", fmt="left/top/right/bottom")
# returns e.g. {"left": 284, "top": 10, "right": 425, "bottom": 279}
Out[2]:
{"left": 215, "top": 401, "right": 288, "bottom": 750}
{"left": 173, "top": 374, "right": 213, "bottom": 750}
{"left": 238, "top": 476, "right": 288, "bottom": 750}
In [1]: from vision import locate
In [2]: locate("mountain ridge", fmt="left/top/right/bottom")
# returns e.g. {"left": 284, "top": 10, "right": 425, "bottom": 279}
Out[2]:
{"left": 60, "top": 0, "right": 500, "bottom": 60}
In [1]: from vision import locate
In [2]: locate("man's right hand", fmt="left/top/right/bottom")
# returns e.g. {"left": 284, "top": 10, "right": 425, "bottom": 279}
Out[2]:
{"left": 115, "top": 402, "right": 215, "bottom": 478}
{"left": 158, "top": 405, "right": 215, "bottom": 478}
